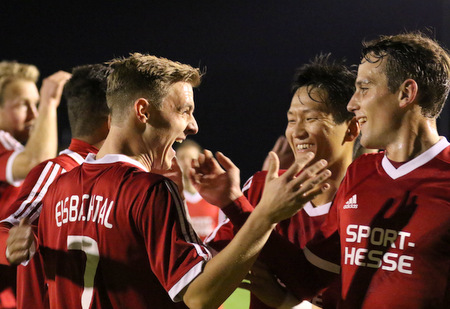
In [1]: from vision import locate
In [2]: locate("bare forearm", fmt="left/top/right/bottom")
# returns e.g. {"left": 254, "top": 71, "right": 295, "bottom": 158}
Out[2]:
{"left": 183, "top": 207, "right": 275, "bottom": 309}
{"left": 222, "top": 199, "right": 336, "bottom": 300}
{"left": 12, "top": 104, "right": 58, "bottom": 180}
{"left": 26, "top": 103, "right": 58, "bottom": 160}
{"left": 11, "top": 70, "right": 70, "bottom": 181}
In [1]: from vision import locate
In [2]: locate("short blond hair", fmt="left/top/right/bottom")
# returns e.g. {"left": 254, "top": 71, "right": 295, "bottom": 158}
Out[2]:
{"left": 0, "top": 61, "right": 39, "bottom": 104}
{"left": 106, "top": 53, "right": 202, "bottom": 120}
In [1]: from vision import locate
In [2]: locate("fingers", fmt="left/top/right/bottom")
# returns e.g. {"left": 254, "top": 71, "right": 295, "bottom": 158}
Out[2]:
{"left": 42, "top": 71, "right": 71, "bottom": 98}
{"left": 291, "top": 159, "right": 330, "bottom": 193}
{"left": 19, "top": 217, "right": 29, "bottom": 227}
{"left": 281, "top": 152, "right": 314, "bottom": 181}
{"left": 40, "top": 71, "right": 71, "bottom": 108}
{"left": 215, "top": 151, "right": 238, "bottom": 172}
{"left": 194, "top": 149, "right": 225, "bottom": 175}
{"left": 265, "top": 152, "right": 280, "bottom": 182}
{"left": 7, "top": 220, "right": 34, "bottom": 264}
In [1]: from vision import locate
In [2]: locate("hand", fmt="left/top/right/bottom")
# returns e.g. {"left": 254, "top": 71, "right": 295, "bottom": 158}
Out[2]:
{"left": 188, "top": 150, "right": 242, "bottom": 208}
{"left": 240, "top": 261, "right": 291, "bottom": 308}
{"left": 256, "top": 151, "right": 331, "bottom": 224}
{"left": 6, "top": 218, "right": 35, "bottom": 265}
{"left": 39, "top": 71, "right": 72, "bottom": 109}
{"left": 262, "top": 136, "right": 295, "bottom": 171}
{"left": 152, "top": 157, "right": 184, "bottom": 198}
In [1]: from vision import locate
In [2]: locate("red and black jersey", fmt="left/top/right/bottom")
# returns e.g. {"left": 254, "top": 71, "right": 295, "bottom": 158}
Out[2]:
{"left": 39, "top": 153, "right": 211, "bottom": 309}
{"left": 207, "top": 170, "right": 336, "bottom": 308}
{"left": 0, "top": 130, "right": 25, "bottom": 218}
{"left": 306, "top": 137, "right": 450, "bottom": 308}
{"left": 0, "top": 139, "right": 99, "bottom": 309}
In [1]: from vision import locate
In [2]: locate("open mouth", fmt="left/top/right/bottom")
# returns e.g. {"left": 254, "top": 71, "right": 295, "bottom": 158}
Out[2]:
{"left": 357, "top": 117, "right": 367, "bottom": 126}
{"left": 296, "top": 143, "right": 314, "bottom": 150}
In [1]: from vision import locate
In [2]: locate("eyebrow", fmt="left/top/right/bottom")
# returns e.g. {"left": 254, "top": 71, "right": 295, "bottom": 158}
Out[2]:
{"left": 355, "top": 79, "right": 372, "bottom": 87}
{"left": 180, "top": 103, "right": 194, "bottom": 111}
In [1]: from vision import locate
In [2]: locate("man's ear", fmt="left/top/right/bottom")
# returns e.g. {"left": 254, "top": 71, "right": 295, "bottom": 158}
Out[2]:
{"left": 134, "top": 98, "right": 150, "bottom": 123}
{"left": 398, "top": 79, "right": 418, "bottom": 109}
{"left": 344, "top": 117, "right": 360, "bottom": 142}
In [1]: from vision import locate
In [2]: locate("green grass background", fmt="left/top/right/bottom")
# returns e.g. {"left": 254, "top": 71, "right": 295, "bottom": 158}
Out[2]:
{"left": 223, "top": 288, "right": 250, "bottom": 309}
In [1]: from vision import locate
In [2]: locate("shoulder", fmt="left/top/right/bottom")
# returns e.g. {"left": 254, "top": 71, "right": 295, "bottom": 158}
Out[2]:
{"left": 347, "top": 151, "right": 382, "bottom": 171}
{"left": 436, "top": 145, "right": 450, "bottom": 166}
{"left": 103, "top": 165, "right": 173, "bottom": 195}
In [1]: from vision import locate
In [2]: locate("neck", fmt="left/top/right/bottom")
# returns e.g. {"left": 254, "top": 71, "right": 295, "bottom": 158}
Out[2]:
{"left": 312, "top": 154, "right": 353, "bottom": 206}
{"left": 75, "top": 135, "right": 105, "bottom": 150}
{"left": 385, "top": 118, "right": 439, "bottom": 162}
{"left": 96, "top": 125, "right": 153, "bottom": 171}
{"left": 183, "top": 179, "right": 198, "bottom": 194}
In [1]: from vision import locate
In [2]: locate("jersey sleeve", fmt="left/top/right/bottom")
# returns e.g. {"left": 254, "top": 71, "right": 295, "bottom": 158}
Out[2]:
{"left": 0, "top": 132, "right": 25, "bottom": 186}
{"left": 213, "top": 182, "right": 341, "bottom": 301}
{"left": 205, "top": 173, "right": 263, "bottom": 251}
{"left": 1, "top": 160, "right": 66, "bottom": 226}
{"left": 0, "top": 149, "right": 23, "bottom": 187}
{"left": 0, "top": 221, "right": 12, "bottom": 265}
{"left": 0, "top": 161, "right": 64, "bottom": 266}
{"left": 134, "top": 178, "right": 212, "bottom": 302}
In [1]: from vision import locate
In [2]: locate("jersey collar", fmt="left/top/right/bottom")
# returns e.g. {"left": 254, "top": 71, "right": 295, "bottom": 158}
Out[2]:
{"left": 381, "top": 136, "right": 449, "bottom": 179}
{"left": 84, "top": 153, "right": 149, "bottom": 172}
{"left": 303, "top": 201, "right": 332, "bottom": 217}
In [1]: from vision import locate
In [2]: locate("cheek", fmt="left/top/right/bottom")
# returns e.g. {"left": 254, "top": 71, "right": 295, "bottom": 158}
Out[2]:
{"left": 285, "top": 128, "right": 296, "bottom": 150}
{"left": 7, "top": 110, "right": 24, "bottom": 126}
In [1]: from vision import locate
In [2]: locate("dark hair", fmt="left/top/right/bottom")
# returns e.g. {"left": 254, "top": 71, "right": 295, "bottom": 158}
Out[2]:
{"left": 361, "top": 32, "right": 450, "bottom": 118}
{"left": 292, "top": 53, "right": 355, "bottom": 124}
{"left": 63, "top": 64, "right": 110, "bottom": 137}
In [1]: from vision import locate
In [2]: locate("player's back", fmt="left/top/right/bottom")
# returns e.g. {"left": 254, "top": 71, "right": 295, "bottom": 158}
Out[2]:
{"left": 38, "top": 154, "right": 192, "bottom": 309}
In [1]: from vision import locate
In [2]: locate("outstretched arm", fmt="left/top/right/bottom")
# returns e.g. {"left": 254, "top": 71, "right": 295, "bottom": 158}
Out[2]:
{"left": 183, "top": 151, "right": 331, "bottom": 308}
{"left": 12, "top": 71, "right": 71, "bottom": 181}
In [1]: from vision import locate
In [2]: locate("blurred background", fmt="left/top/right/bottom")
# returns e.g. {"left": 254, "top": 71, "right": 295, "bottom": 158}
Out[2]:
{"left": 2, "top": 0, "right": 449, "bottom": 182}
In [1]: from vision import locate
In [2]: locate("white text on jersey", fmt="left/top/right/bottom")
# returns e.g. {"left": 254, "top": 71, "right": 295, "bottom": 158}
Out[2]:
{"left": 344, "top": 224, "right": 415, "bottom": 274}
{"left": 55, "top": 194, "right": 114, "bottom": 228}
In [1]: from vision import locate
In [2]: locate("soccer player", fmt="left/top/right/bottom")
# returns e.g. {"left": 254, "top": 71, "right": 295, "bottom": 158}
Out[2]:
{"left": 37, "top": 53, "right": 331, "bottom": 309}
{"left": 206, "top": 54, "right": 358, "bottom": 309}
{"left": 198, "top": 32, "right": 450, "bottom": 308}
{"left": 176, "top": 139, "right": 225, "bottom": 241}
{"left": 0, "top": 61, "right": 70, "bottom": 216}
{"left": 0, "top": 63, "right": 110, "bottom": 309}
{"left": 0, "top": 61, "right": 70, "bottom": 308}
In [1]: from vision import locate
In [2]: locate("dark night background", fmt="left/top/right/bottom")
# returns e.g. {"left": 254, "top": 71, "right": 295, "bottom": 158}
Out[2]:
{"left": 1, "top": 1, "right": 449, "bottom": 182}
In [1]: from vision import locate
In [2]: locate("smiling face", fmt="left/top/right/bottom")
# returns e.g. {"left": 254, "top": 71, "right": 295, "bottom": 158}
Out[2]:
{"left": 147, "top": 81, "right": 198, "bottom": 170}
{"left": 0, "top": 79, "right": 39, "bottom": 143}
{"left": 347, "top": 55, "right": 402, "bottom": 150}
{"left": 285, "top": 86, "right": 350, "bottom": 167}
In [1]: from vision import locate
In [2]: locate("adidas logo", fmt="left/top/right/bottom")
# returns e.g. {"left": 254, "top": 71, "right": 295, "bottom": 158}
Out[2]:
{"left": 343, "top": 194, "right": 358, "bottom": 209}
